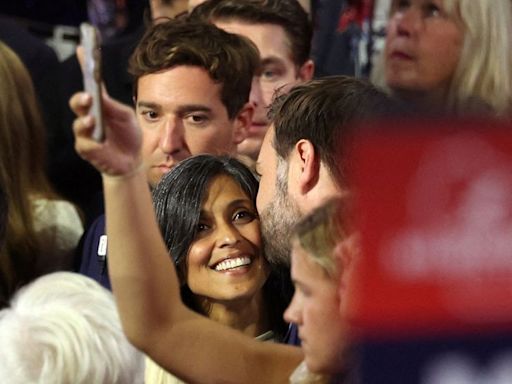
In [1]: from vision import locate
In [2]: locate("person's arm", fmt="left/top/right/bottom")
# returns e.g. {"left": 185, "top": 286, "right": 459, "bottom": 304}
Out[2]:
{"left": 70, "top": 92, "right": 302, "bottom": 384}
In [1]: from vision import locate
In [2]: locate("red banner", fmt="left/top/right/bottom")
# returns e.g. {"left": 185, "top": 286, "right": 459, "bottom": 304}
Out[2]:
{"left": 349, "top": 118, "right": 512, "bottom": 338}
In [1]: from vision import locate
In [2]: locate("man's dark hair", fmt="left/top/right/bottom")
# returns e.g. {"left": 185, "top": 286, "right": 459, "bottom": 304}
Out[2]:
{"left": 190, "top": 0, "right": 312, "bottom": 67}
{"left": 270, "top": 75, "right": 396, "bottom": 185}
{"left": 128, "top": 18, "right": 259, "bottom": 118}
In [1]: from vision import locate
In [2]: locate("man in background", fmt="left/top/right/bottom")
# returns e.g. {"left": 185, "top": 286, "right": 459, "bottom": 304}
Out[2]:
{"left": 191, "top": 0, "right": 315, "bottom": 159}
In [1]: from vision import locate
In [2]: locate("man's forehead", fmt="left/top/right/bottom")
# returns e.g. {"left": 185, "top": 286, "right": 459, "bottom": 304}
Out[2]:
{"left": 136, "top": 65, "right": 224, "bottom": 101}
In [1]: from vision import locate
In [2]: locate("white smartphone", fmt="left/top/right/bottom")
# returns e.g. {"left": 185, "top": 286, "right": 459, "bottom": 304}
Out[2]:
{"left": 80, "top": 23, "right": 104, "bottom": 142}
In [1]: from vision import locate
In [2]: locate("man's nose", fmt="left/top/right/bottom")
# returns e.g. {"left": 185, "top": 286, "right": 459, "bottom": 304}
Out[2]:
{"left": 159, "top": 118, "right": 184, "bottom": 154}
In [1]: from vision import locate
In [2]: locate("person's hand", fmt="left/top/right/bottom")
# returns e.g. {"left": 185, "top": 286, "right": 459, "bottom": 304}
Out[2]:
{"left": 70, "top": 90, "right": 142, "bottom": 177}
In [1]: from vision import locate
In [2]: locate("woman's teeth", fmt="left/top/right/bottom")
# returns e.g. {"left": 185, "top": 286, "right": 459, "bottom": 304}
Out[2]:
{"left": 214, "top": 257, "right": 252, "bottom": 271}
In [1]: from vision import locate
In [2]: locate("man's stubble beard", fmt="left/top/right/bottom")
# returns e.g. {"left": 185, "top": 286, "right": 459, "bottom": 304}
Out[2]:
{"left": 260, "top": 160, "right": 302, "bottom": 268}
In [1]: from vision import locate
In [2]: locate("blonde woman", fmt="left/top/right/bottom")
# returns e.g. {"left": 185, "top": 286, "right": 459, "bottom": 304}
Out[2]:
{"left": 0, "top": 42, "right": 83, "bottom": 305}
{"left": 372, "top": 0, "right": 512, "bottom": 116}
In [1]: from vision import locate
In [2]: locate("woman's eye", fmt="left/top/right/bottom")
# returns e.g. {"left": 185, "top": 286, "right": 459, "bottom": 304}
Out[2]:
{"left": 297, "top": 284, "right": 312, "bottom": 298}
{"left": 424, "top": 3, "right": 441, "bottom": 17}
{"left": 233, "top": 210, "right": 256, "bottom": 223}
{"left": 394, "top": 0, "right": 410, "bottom": 12}
{"left": 197, "top": 223, "right": 209, "bottom": 232}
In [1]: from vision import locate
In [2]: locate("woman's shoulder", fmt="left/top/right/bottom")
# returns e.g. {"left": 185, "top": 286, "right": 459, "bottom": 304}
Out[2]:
{"left": 31, "top": 196, "right": 84, "bottom": 251}
{"left": 30, "top": 197, "right": 85, "bottom": 273}
{"left": 32, "top": 197, "right": 83, "bottom": 228}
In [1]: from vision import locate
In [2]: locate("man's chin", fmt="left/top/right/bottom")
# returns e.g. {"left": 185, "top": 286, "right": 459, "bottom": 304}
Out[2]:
{"left": 261, "top": 234, "right": 291, "bottom": 268}
{"left": 260, "top": 208, "right": 294, "bottom": 267}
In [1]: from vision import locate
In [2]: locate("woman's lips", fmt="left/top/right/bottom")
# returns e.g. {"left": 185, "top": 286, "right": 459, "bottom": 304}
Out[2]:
{"left": 390, "top": 50, "right": 414, "bottom": 60}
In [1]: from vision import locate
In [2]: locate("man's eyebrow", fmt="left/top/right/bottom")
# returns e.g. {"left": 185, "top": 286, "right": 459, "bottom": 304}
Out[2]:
{"left": 136, "top": 101, "right": 160, "bottom": 109}
{"left": 175, "top": 105, "right": 212, "bottom": 115}
{"left": 135, "top": 102, "right": 214, "bottom": 115}
{"left": 260, "top": 56, "right": 286, "bottom": 67}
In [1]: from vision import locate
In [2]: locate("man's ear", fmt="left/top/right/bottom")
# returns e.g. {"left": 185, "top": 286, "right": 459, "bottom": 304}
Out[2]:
{"left": 297, "top": 59, "right": 315, "bottom": 81}
{"left": 291, "top": 139, "right": 319, "bottom": 195}
{"left": 232, "top": 102, "right": 254, "bottom": 145}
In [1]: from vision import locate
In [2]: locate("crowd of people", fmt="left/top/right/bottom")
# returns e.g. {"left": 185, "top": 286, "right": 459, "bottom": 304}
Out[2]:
{"left": 1, "top": 0, "right": 512, "bottom": 382}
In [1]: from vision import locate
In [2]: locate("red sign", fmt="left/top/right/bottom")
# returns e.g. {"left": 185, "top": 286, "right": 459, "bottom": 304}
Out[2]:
{"left": 349, "top": 118, "right": 512, "bottom": 338}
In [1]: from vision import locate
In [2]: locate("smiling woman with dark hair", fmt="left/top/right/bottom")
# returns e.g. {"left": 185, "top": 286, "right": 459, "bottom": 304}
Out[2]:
{"left": 373, "top": 0, "right": 512, "bottom": 116}
{"left": 152, "top": 154, "right": 287, "bottom": 337}
{"left": 146, "top": 154, "right": 288, "bottom": 383}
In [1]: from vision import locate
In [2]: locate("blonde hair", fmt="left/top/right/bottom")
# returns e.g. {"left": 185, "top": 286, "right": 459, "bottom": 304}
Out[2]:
{"left": 373, "top": 0, "right": 512, "bottom": 116}
{"left": 292, "top": 197, "right": 353, "bottom": 278}
{"left": 290, "top": 198, "right": 353, "bottom": 383}
{"left": 0, "top": 42, "right": 57, "bottom": 302}
{"left": 446, "top": 0, "right": 512, "bottom": 115}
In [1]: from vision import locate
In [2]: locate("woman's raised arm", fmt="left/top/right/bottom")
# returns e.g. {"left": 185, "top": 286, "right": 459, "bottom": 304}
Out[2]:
{"left": 70, "top": 90, "right": 302, "bottom": 384}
